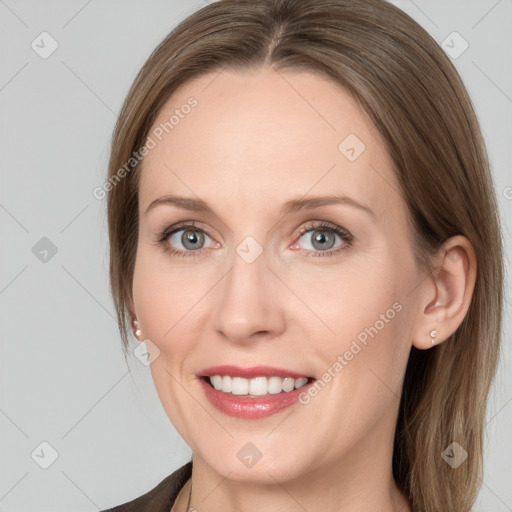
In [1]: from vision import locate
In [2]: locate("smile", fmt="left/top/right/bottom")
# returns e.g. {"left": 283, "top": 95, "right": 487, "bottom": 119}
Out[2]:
{"left": 197, "top": 365, "right": 317, "bottom": 419}
{"left": 207, "top": 375, "right": 310, "bottom": 396}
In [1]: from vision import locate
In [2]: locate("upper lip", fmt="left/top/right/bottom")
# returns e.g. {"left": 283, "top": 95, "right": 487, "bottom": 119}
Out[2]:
{"left": 198, "top": 365, "right": 313, "bottom": 380}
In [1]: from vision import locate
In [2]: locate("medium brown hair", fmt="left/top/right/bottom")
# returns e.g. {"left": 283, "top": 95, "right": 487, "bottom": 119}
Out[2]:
{"left": 106, "top": 1, "right": 504, "bottom": 510}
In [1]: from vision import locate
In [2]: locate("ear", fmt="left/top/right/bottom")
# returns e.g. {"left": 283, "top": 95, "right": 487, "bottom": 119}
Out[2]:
{"left": 411, "top": 235, "right": 477, "bottom": 350}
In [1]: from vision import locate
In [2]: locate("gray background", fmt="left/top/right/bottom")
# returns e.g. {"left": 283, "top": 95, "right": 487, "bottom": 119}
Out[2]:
{"left": 0, "top": 1, "right": 510, "bottom": 510}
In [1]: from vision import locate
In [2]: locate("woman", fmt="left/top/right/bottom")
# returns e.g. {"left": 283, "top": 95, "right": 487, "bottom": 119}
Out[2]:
{"left": 101, "top": 0, "right": 504, "bottom": 511}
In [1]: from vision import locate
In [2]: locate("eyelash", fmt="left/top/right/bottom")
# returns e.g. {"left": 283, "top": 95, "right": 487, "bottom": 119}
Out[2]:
{"left": 295, "top": 221, "right": 353, "bottom": 258}
{"left": 155, "top": 221, "right": 206, "bottom": 259}
{"left": 155, "top": 220, "right": 354, "bottom": 259}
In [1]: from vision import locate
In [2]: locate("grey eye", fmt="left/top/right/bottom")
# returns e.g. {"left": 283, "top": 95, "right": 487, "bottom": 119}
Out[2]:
{"left": 298, "top": 229, "right": 341, "bottom": 251}
{"left": 169, "top": 229, "right": 212, "bottom": 250}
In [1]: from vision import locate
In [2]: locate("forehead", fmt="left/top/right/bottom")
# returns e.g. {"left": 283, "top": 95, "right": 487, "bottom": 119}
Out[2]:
{"left": 139, "top": 66, "right": 402, "bottom": 219}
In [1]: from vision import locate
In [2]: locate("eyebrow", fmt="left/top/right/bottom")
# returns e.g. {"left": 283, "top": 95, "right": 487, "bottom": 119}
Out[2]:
{"left": 144, "top": 194, "right": 375, "bottom": 217}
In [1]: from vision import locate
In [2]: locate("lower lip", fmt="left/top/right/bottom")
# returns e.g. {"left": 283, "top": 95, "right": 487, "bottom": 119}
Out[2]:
{"left": 198, "top": 377, "right": 315, "bottom": 419}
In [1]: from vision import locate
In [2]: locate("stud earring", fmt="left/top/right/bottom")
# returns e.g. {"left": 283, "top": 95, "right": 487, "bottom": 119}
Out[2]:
{"left": 430, "top": 329, "right": 437, "bottom": 345}
{"left": 132, "top": 319, "right": 142, "bottom": 339}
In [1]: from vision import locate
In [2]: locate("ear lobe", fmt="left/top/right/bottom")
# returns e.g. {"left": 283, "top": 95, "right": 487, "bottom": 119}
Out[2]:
{"left": 411, "top": 235, "right": 477, "bottom": 350}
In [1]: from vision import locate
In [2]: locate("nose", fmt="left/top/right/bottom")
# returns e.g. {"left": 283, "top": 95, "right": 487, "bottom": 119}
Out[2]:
{"left": 212, "top": 245, "right": 286, "bottom": 346}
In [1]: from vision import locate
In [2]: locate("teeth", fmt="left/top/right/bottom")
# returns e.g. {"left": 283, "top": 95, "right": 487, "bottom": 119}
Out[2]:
{"left": 208, "top": 375, "right": 309, "bottom": 396}
{"left": 231, "top": 377, "right": 249, "bottom": 395}
{"left": 249, "top": 376, "right": 267, "bottom": 395}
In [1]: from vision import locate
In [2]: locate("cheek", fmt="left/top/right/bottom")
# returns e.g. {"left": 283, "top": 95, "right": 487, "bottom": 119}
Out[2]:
{"left": 287, "top": 255, "right": 414, "bottom": 397}
{"left": 131, "top": 245, "right": 212, "bottom": 341}
{"left": 132, "top": 254, "right": 171, "bottom": 341}
{"left": 280, "top": 254, "right": 406, "bottom": 340}
{"left": 132, "top": 249, "right": 204, "bottom": 444}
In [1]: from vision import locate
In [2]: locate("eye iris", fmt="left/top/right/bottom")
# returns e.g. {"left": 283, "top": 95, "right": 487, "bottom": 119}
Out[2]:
{"left": 312, "top": 230, "right": 336, "bottom": 250}
{"left": 182, "top": 230, "right": 204, "bottom": 250}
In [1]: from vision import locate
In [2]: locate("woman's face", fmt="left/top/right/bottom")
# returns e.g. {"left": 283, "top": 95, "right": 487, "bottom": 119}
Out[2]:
{"left": 132, "top": 66, "right": 425, "bottom": 483}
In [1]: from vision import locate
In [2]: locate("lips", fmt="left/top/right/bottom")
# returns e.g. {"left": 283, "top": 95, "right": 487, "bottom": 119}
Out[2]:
{"left": 196, "top": 365, "right": 317, "bottom": 419}
{"left": 198, "top": 365, "right": 313, "bottom": 380}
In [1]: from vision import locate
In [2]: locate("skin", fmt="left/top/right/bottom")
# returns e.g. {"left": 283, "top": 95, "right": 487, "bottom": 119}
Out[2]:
{"left": 129, "top": 66, "right": 476, "bottom": 512}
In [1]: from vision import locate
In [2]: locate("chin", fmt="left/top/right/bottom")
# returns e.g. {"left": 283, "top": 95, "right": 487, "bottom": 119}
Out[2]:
{"left": 195, "top": 444, "right": 310, "bottom": 484}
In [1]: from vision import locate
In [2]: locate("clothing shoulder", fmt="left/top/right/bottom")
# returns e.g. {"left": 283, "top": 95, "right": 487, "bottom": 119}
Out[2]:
{"left": 100, "top": 460, "right": 192, "bottom": 512}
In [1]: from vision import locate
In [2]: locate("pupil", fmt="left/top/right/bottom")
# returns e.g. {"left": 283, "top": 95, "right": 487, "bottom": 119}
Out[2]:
{"left": 312, "top": 230, "right": 335, "bottom": 250}
{"left": 182, "top": 230, "right": 204, "bottom": 250}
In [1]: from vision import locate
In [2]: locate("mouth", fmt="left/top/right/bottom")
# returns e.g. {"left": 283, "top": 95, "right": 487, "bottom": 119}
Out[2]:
{"left": 198, "top": 373, "right": 317, "bottom": 419}
{"left": 196, "top": 364, "right": 317, "bottom": 418}
{"left": 201, "top": 375, "right": 315, "bottom": 397}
